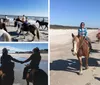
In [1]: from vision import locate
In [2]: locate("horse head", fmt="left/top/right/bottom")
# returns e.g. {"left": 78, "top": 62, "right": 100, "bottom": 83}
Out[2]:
{"left": 71, "top": 33, "right": 86, "bottom": 56}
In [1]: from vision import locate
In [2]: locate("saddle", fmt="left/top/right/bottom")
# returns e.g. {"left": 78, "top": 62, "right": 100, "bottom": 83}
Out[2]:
{"left": 22, "top": 23, "right": 30, "bottom": 31}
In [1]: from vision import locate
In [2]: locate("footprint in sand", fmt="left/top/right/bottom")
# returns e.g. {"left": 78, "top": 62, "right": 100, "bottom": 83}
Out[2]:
{"left": 85, "top": 82, "right": 91, "bottom": 85}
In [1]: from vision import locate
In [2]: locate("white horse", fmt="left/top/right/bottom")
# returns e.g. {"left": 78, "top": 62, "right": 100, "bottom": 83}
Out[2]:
{"left": 0, "top": 29, "right": 12, "bottom": 41}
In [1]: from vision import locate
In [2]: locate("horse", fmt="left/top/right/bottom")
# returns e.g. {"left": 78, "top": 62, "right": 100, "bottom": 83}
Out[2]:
{"left": 71, "top": 33, "right": 90, "bottom": 75}
{"left": 0, "top": 62, "right": 14, "bottom": 85}
{"left": 25, "top": 68, "right": 48, "bottom": 85}
{"left": 96, "top": 33, "right": 100, "bottom": 42}
{"left": 0, "top": 22, "right": 12, "bottom": 41}
{"left": 0, "top": 18, "right": 10, "bottom": 26}
{"left": 18, "top": 23, "right": 40, "bottom": 41}
{"left": 36, "top": 20, "right": 48, "bottom": 30}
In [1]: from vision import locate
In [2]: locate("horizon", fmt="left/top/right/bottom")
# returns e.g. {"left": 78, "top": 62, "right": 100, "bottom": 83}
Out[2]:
{"left": 51, "top": 0, "right": 100, "bottom": 28}
{"left": 0, "top": 43, "right": 48, "bottom": 53}
{"left": 50, "top": 24, "right": 99, "bottom": 28}
{"left": 0, "top": 0, "right": 48, "bottom": 17}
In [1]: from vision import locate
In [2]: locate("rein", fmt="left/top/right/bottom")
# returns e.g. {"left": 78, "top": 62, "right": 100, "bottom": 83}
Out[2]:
{"left": 77, "top": 37, "right": 85, "bottom": 51}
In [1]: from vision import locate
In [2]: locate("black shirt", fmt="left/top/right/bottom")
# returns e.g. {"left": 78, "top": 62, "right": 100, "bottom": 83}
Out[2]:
{"left": 24, "top": 53, "right": 41, "bottom": 68}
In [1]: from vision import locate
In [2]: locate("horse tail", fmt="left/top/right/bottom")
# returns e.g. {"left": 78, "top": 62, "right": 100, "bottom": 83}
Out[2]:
{"left": 36, "top": 28, "right": 40, "bottom": 40}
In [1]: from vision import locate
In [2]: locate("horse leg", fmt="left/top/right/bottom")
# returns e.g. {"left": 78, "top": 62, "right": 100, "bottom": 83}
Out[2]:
{"left": 85, "top": 57, "right": 89, "bottom": 69}
{"left": 31, "top": 32, "right": 35, "bottom": 41}
{"left": 78, "top": 57, "right": 83, "bottom": 75}
{"left": 26, "top": 80, "right": 29, "bottom": 85}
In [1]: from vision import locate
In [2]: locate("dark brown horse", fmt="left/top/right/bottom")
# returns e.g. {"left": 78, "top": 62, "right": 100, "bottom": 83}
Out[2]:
{"left": 0, "top": 63, "right": 14, "bottom": 85}
{"left": 0, "top": 19, "right": 8, "bottom": 32}
{"left": 71, "top": 33, "right": 89, "bottom": 75}
{"left": 25, "top": 69, "right": 48, "bottom": 85}
{"left": 36, "top": 20, "right": 48, "bottom": 30}
{"left": 96, "top": 33, "right": 100, "bottom": 42}
{"left": 19, "top": 23, "right": 40, "bottom": 41}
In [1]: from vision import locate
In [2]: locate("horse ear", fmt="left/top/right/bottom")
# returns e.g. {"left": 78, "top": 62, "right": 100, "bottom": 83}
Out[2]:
{"left": 72, "top": 33, "right": 74, "bottom": 38}
{"left": 77, "top": 34, "right": 80, "bottom": 38}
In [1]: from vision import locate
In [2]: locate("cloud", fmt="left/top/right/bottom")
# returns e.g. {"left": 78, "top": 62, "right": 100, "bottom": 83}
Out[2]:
{"left": 0, "top": 46, "right": 27, "bottom": 53}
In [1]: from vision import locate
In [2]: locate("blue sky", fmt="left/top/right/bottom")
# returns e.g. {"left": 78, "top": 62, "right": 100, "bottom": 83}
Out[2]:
{"left": 0, "top": 0, "right": 48, "bottom": 17}
{"left": 51, "top": 0, "right": 100, "bottom": 28}
{"left": 0, "top": 43, "right": 48, "bottom": 52}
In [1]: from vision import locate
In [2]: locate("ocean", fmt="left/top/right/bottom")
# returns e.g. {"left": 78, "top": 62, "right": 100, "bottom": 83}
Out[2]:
{"left": 0, "top": 14, "right": 48, "bottom": 22}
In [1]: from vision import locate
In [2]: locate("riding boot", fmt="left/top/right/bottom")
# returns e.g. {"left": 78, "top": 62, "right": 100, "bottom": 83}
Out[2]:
{"left": 23, "top": 67, "right": 28, "bottom": 79}
{"left": 88, "top": 42, "right": 92, "bottom": 51}
{"left": 23, "top": 65, "right": 31, "bottom": 79}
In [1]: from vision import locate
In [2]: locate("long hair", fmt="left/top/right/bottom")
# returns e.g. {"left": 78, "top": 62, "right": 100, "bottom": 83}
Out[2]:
{"left": 80, "top": 22, "right": 85, "bottom": 29}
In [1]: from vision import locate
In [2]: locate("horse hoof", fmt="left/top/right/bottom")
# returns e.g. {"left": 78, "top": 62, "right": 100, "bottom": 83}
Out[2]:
{"left": 85, "top": 67, "right": 89, "bottom": 69}
{"left": 79, "top": 72, "right": 83, "bottom": 75}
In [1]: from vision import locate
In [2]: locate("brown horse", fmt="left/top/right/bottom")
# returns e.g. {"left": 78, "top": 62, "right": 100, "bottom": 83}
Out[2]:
{"left": 96, "top": 33, "right": 100, "bottom": 42}
{"left": 25, "top": 69, "right": 48, "bottom": 85}
{"left": 0, "top": 63, "right": 14, "bottom": 85}
{"left": 71, "top": 33, "right": 89, "bottom": 75}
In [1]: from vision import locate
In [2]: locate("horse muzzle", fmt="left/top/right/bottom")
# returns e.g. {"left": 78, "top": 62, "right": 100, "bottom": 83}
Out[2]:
{"left": 71, "top": 49, "right": 77, "bottom": 56}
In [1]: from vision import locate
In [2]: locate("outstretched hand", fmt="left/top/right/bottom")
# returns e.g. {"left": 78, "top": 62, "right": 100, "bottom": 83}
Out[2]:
{"left": 20, "top": 61, "right": 24, "bottom": 64}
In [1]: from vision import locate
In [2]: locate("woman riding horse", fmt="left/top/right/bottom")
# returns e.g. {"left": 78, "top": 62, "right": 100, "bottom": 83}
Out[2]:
{"left": 0, "top": 48, "right": 22, "bottom": 85}
{"left": 21, "top": 47, "right": 41, "bottom": 80}
{"left": 96, "top": 28, "right": 100, "bottom": 42}
{"left": 78, "top": 22, "right": 92, "bottom": 51}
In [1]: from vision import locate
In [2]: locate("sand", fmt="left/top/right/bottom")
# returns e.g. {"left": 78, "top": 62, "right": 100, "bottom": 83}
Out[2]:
{"left": 6, "top": 24, "right": 48, "bottom": 42}
{"left": 50, "top": 29, "right": 100, "bottom": 85}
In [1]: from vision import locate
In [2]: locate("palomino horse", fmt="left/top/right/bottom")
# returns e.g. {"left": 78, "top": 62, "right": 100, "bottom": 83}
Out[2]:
{"left": 96, "top": 33, "right": 100, "bottom": 42}
{"left": 19, "top": 23, "right": 40, "bottom": 41}
{"left": 26, "top": 69, "right": 48, "bottom": 85}
{"left": 0, "top": 63, "right": 14, "bottom": 85}
{"left": 71, "top": 33, "right": 89, "bottom": 75}
{"left": 0, "top": 23, "right": 12, "bottom": 41}
{"left": 36, "top": 20, "right": 48, "bottom": 30}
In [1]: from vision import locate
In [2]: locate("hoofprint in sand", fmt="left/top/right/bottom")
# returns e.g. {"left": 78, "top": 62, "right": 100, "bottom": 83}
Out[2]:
{"left": 6, "top": 25, "right": 48, "bottom": 42}
{"left": 0, "top": 53, "right": 48, "bottom": 85}
{"left": 50, "top": 29, "right": 100, "bottom": 85}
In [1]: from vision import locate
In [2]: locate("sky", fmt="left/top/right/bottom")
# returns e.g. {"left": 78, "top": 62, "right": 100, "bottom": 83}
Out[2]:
{"left": 0, "top": 0, "right": 48, "bottom": 17}
{"left": 0, "top": 43, "right": 48, "bottom": 53}
{"left": 51, "top": 0, "right": 100, "bottom": 28}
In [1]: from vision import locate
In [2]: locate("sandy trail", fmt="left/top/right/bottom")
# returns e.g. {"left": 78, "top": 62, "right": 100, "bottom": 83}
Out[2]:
{"left": 50, "top": 29, "right": 100, "bottom": 85}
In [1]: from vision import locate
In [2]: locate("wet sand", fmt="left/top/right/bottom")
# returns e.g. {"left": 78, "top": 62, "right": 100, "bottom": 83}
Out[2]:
{"left": 50, "top": 29, "right": 100, "bottom": 85}
{"left": 0, "top": 53, "right": 48, "bottom": 85}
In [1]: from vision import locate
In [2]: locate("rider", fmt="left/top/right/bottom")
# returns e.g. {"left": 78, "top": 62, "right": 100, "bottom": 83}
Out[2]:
{"left": 22, "top": 47, "right": 41, "bottom": 79}
{"left": 98, "top": 28, "right": 100, "bottom": 34}
{"left": 0, "top": 48, "right": 22, "bottom": 73}
{"left": 42, "top": 18, "right": 45, "bottom": 22}
{"left": 22, "top": 15, "right": 26, "bottom": 23}
{"left": 78, "top": 22, "right": 92, "bottom": 51}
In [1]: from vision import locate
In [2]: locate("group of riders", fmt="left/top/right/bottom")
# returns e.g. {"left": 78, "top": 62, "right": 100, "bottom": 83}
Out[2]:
{"left": 0, "top": 47, "right": 41, "bottom": 80}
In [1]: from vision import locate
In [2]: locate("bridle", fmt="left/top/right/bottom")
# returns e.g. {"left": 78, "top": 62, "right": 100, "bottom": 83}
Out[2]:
{"left": 77, "top": 37, "right": 85, "bottom": 51}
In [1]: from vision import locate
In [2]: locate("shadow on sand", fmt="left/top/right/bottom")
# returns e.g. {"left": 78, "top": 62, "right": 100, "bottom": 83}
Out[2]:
{"left": 90, "top": 49, "right": 100, "bottom": 53}
{"left": 50, "top": 57, "right": 100, "bottom": 74}
{"left": 94, "top": 77, "right": 100, "bottom": 81}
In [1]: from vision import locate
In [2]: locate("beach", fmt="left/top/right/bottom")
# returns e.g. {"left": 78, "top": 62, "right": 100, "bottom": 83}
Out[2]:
{"left": 50, "top": 28, "right": 100, "bottom": 85}
{"left": 0, "top": 53, "right": 48, "bottom": 85}
{"left": 6, "top": 24, "right": 48, "bottom": 42}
